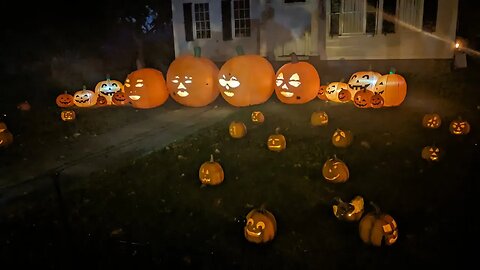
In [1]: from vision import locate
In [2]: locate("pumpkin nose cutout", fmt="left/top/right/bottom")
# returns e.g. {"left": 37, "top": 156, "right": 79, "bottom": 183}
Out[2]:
{"left": 178, "top": 82, "right": 187, "bottom": 90}
{"left": 282, "top": 84, "right": 288, "bottom": 89}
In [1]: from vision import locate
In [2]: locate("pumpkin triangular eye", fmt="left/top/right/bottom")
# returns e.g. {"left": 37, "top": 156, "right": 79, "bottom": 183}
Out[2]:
{"left": 435, "top": 148, "right": 440, "bottom": 152}
{"left": 379, "top": 82, "right": 384, "bottom": 85}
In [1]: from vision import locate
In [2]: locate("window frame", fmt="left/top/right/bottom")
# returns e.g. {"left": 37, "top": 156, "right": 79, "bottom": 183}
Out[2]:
{"left": 193, "top": 2, "right": 211, "bottom": 40}
{"left": 232, "top": 0, "right": 252, "bottom": 39}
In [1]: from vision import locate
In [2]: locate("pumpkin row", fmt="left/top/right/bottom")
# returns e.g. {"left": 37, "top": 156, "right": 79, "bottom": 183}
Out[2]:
{"left": 56, "top": 48, "right": 406, "bottom": 109}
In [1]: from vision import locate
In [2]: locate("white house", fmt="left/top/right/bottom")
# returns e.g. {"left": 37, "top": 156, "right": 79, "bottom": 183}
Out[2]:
{"left": 171, "top": 0, "right": 459, "bottom": 61}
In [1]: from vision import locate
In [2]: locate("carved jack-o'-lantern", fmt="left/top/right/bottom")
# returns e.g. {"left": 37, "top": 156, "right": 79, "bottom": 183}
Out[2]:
{"left": 421, "top": 146, "right": 442, "bottom": 161}
{"left": 449, "top": 118, "right": 470, "bottom": 135}
{"left": 229, "top": 121, "right": 247, "bottom": 139}
{"left": 322, "top": 156, "right": 349, "bottom": 183}
{"left": 218, "top": 47, "right": 275, "bottom": 107}
{"left": 370, "top": 93, "right": 385, "bottom": 109}
{"left": 167, "top": 47, "right": 220, "bottom": 107}
{"left": 359, "top": 202, "right": 398, "bottom": 247}
{"left": 267, "top": 129, "right": 286, "bottom": 152}
{"left": 310, "top": 111, "right": 329, "bottom": 126}
{"left": 317, "top": 85, "right": 329, "bottom": 101}
{"left": 353, "top": 89, "right": 374, "bottom": 109}
{"left": 244, "top": 208, "right": 277, "bottom": 244}
{"left": 199, "top": 154, "right": 224, "bottom": 186}
{"left": 73, "top": 86, "right": 97, "bottom": 108}
{"left": 325, "top": 82, "right": 349, "bottom": 102}
{"left": 96, "top": 96, "right": 108, "bottom": 107}
{"left": 337, "top": 88, "right": 352, "bottom": 103}
{"left": 332, "top": 196, "right": 364, "bottom": 222}
{"left": 251, "top": 111, "right": 265, "bottom": 124}
{"left": 348, "top": 71, "right": 382, "bottom": 92}
{"left": 422, "top": 113, "right": 442, "bottom": 129}
{"left": 61, "top": 110, "right": 76, "bottom": 121}
{"left": 94, "top": 75, "right": 124, "bottom": 105}
{"left": 373, "top": 73, "right": 407, "bottom": 107}
{"left": 112, "top": 92, "right": 129, "bottom": 106}
{"left": 0, "top": 122, "right": 14, "bottom": 148}
{"left": 332, "top": 128, "right": 353, "bottom": 148}
{"left": 124, "top": 68, "right": 169, "bottom": 109}
{"left": 274, "top": 53, "right": 320, "bottom": 104}
{"left": 56, "top": 92, "right": 74, "bottom": 108}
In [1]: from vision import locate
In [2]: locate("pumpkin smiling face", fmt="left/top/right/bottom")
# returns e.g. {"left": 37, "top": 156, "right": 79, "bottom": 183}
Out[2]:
{"left": 325, "top": 82, "right": 349, "bottom": 102}
{"left": 56, "top": 92, "right": 74, "bottom": 108}
{"left": 95, "top": 77, "right": 123, "bottom": 104}
{"left": 73, "top": 86, "right": 97, "bottom": 108}
{"left": 218, "top": 53, "right": 275, "bottom": 107}
{"left": 96, "top": 96, "right": 108, "bottom": 106}
{"left": 317, "top": 85, "right": 328, "bottom": 101}
{"left": 251, "top": 111, "right": 265, "bottom": 124}
{"left": 322, "top": 156, "right": 349, "bottom": 183}
{"left": 373, "top": 73, "right": 407, "bottom": 107}
{"left": 267, "top": 134, "right": 286, "bottom": 152}
{"left": 244, "top": 208, "right": 277, "bottom": 244}
{"left": 353, "top": 89, "right": 374, "bottom": 108}
{"left": 449, "top": 119, "right": 470, "bottom": 135}
{"left": 370, "top": 93, "right": 385, "bottom": 108}
{"left": 348, "top": 71, "right": 381, "bottom": 91}
{"left": 112, "top": 92, "right": 129, "bottom": 106}
{"left": 166, "top": 48, "right": 220, "bottom": 107}
{"left": 124, "top": 68, "right": 169, "bottom": 109}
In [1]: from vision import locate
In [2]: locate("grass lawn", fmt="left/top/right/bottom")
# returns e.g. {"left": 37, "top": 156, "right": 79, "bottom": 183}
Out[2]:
{"left": 1, "top": 65, "right": 479, "bottom": 269}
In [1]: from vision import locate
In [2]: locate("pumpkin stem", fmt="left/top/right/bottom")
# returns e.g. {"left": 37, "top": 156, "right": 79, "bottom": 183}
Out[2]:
{"left": 290, "top": 52, "right": 298, "bottom": 63}
{"left": 82, "top": 85, "right": 87, "bottom": 90}
{"left": 235, "top": 46, "right": 245, "bottom": 56}
{"left": 210, "top": 154, "right": 214, "bottom": 162}
{"left": 194, "top": 47, "right": 201, "bottom": 58}
{"left": 389, "top": 67, "right": 396, "bottom": 74}
{"left": 368, "top": 64, "right": 373, "bottom": 70}
{"left": 339, "top": 78, "right": 345, "bottom": 83}
{"left": 275, "top": 127, "right": 281, "bottom": 134}
{"left": 369, "top": 201, "right": 381, "bottom": 214}
{"left": 106, "top": 74, "right": 111, "bottom": 80}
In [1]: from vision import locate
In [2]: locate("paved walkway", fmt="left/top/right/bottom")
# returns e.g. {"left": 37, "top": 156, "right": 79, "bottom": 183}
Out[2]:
{"left": 0, "top": 104, "right": 235, "bottom": 203}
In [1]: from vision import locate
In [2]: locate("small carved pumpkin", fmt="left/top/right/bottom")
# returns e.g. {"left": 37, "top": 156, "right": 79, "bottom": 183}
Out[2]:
{"left": 251, "top": 111, "right": 265, "bottom": 124}
{"left": 422, "top": 113, "right": 442, "bottom": 129}
{"left": 73, "top": 86, "right": 97, "bottom": 108}
{"left": 267, "top": 128, "right": 286, "bottom": 152}
{"left": 317, "top": 85, "right": 329, "bottom": 101}
{"left": 373, "top": 72, "right": 407, "bottom": 107}
{"left": 370, "top": 93, "right": 385, "bottom": 109}
{"left": 124, "top": 68, "right": 169, "bottom": 109}
{"left": 61, "top": 110, "right": 76, "bottom": 121}
{"left": 112, "top": 92, "right": 129, "bottom": 106}
{"left": 449, "top": 118, "right": 470, "bottom": 135}
{"left": 218, "top": 46, "right": 275, "bottom": 107}
{"left": 337, "top": 88, "right": 352, "bottom": 103}
{"left": 94, "top": 75, "right": 124, "bottom": 105}
{"left": 332, "top": 196, "right": 364, "bottom": 222}
{"left": 325, "top": 82, "right": 349, "bottom": 102}
{"left": 229, "top": 121, "right": 247, "bottom": 139}
{"left": 421, "top": 146, "right": 442, "bottom": 161}
{"left": 353, "top": 89, "right": 374, "bottom": 108}
{"left": 310, "top": 111, "right": 328, "bottom": 126}
{"left": 322, "top": 156, "right": 349, "bottom": 183}
{"left": 56, "top": 92, "right": 74, "bottom": 108}
{"left": 96, "top": 96, "right": 108, "bottom": 107}
{"left": 244, "top": 208, "right": 277, "bottom": 244}
{"left": 0, "top": 122, "right": 14, "bottom": 148}
{"left": 199, "top": 154, "right": 224, "bottom": 186}
{"left": 274, "top": 53, "right": 320, "bottom": 104}
{"left": 166, "top": 47, "right": 220, "bottom": 107}
{"left": 331, "top": 128, "right": 353, "bottom": 148}
{"left": 359, "top": 202, "right": 398, "bottom": 247}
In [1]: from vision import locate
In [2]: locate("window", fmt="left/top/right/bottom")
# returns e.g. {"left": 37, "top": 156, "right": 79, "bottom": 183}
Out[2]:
{"left": 330, "top": 0, "right": 377, "bottom": 36}
{"left": 422, "top": 0, "right": 438, "bottom": 32}
{"left": 194, "top": 3, "right": 211, "bottom": 39}
{"left": 397, "top": 0, "right": 423, "bottom": 30}
{"left": 233, "top": 0, "right": 251, "bottom": 37}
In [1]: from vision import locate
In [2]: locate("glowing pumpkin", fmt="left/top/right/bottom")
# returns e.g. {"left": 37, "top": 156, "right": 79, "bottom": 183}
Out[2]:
{"left": 310, "top": 111, "right": 328, "bottom": 126}
{"left": 449, "top": 118, "right": 470, "bottom": 135}
{"left": 370, "top": 93, "right": 385, "bottom": 109}
{"left": 422, "top": 113, "right": 442, "bottom": 129}
{"left": 73, "top": 86, "right": 97, "bottom": 108}
{"left": 55, "top": 92, "right": 74, "bottom": 108}
{"left": 322, "top": 156, "right": 349, "bottom": 183}
{"left": 353, "top": 89, "right": 374, "bottom": 109}
{"left": 199, "top": 154, "right": 224, "bottom": 186}
{"left": 218, "top": 47, "right": 275, "bottom": 107}
{"left": 166, "top": 47, "right": 220, "bottom": 107}
{"left": 325, "top": 82, "right": 349, "bottom": 102}
{"left": 274, "top": 53, "right": 320, "bottom": 104}
{"left": 317, "top": 85, "right": 329, "bottom": 101}
{"left": 251, "top": 111, "right": 265, "bottom": 124}
{"left": 94, "top": 75, "right": 124, "bottom": 105}
{"left": 267, "top": 128, "right": 286, "bottom": 152}
{"left": 337, "top": 88, "right": 352, "bottom": 103}
{"left": 96, "top": 96, "right": 108, "bottom": 107}
{"left": 373, "top": 73, "right": 407, "bottom": 107}
{"left": 229, "top": 121, "right": 247, "bottom": 139}
{"left": 0, "top": 122, "right": 14, "bottom": 148}
{"left": 112, "top": 92, "right": 129, "bottom": 106}
{"left": 348, "top": 70, "right": 382, "bottom": 92}
{"left": 359, "top": 202, "right": 398, "bottom": 247}
{"left": 61, "top": 110, "right": 76, "bottom": 121}
{"left": 331, "top": 128, "right": 353, "bottom": 148}
{"left": 124, "top": 68, "right": 169, "bottom": 109}
{"left": 421, "top": 146, "right": 441, "bottom": 161}
{"left": 332, "top": 195, "right": 364, "bottom": 222}
{"left": 244, "top": 208, "right": 277, "bottom": 244}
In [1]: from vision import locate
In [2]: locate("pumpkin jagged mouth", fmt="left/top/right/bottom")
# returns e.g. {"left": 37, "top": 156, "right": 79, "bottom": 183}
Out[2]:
{"left": 371, "top": 100, "right": 382, "bottom": 106}
{"left": 280, "top": 91, "right": 294, "bottom": 98}
{"left": 74, "top": 99, "right": 90, "bottom": 104}
{"left": 223, "top": 91, "right": 234, "bottom": 97}
{"left": 201, "top": 177, "right": 211, "bottom": 183}
{"left": 129, "top": 95, "right": 141, "bottom": 100}
{"left": 176, "top": 90, "right": 189, "bottom": 97}
{"left": 59, "top": 101, "right": 71, "bottom": 105}
{"left": 355, "top": 102, "right": 368, "bottom": 107}
{"left": 246, "top": 228, "right": 262, "bottom": 236}
{"left": 100, "top": 91, "right": 116, "bottom": 96}
{"left": 349, "top": 84, "right": 370, "bottom": 90}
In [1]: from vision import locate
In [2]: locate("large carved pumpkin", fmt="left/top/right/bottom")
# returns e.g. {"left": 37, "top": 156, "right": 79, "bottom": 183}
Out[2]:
{"left": 124, "top": 68, "right": 169, "bottom": 109}
{"left": 274, "top": 53, "right": 320, "bottom": 104}
{"left": 166, "top": 47, "right": 220, "bottom": 107}
{"left": 218, "top": 47, "right": 275, "bottom": 107}
{"left": 73, "top": 86, "right": 97, "bottom": 108}
{"left": 359, "top": 202, "right": 398, "bottom": 247}
{"left": 94, "top": 75, "right": 124, "bottom": 105}
{"left": 244, "top": 208, "right": 277, "bottom": 244}
{"left": 199, "top": 154, "right": 224, "bottom": 186}
{"left": 373, "top": 73, "right": 407, "bottom": 107}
